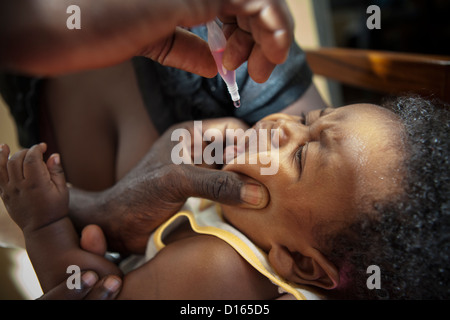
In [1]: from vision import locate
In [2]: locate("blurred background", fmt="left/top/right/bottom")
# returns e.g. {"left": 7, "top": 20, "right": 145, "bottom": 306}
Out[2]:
{"left": 1, "top": 0, "right": 449, "bottom": 299}
{"left": 325, "top": 0, "right": 450, "bottom": 105}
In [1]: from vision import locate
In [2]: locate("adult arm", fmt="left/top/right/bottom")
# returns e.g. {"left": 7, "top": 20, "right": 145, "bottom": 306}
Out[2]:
{"left": 68, "top": 118, "right": 269, "bottom": 254}
{"left": 0, "top": 0, "right": 293, "bottom": 82}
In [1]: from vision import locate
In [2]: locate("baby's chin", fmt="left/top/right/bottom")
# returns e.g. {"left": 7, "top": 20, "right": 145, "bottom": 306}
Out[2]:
{"left": 219, "top": 202, "right": 270, "bottom": 253}
{"left": 219, "top": 202, "right": 246, "bottom": 234}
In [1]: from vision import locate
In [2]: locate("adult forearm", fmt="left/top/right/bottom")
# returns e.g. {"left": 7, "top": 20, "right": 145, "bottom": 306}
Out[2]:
{"left": 0, "top": 0, "right": 294, "bottom": 82}
{"left": 68, "top": 187, "right": 109, "bottom": 234}
{"left": 68, "top": 182, "right": 162, "bottom": 255}
{"left": 0, "top": 0, "right": 182, "bottom": 75}
{"left": 67, "top": 179, "right": 171, "bottom": 255}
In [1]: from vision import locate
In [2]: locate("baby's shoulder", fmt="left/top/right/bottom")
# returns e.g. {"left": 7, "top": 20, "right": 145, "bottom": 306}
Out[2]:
{"left": 160, "top": 233, "right": 279, "bottom": 299}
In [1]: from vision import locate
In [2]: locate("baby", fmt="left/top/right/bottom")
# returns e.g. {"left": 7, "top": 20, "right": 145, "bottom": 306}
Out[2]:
{"left": 0, "top": 96, "right": 448, "bottom": 299}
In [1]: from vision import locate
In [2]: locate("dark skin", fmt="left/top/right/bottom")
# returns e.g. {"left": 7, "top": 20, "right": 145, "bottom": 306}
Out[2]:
{"left": 0, "top": 0, "right": 297, "bottom": 256}
{"left": 0, "top": 66, "right": 324, "bottom": 296}
{"left": 0, "top": 143, "right": 122, "bottom": 293}
{"left": 38, "top": 270, "right": 122, "bottom": 300}
{"left": 61, "top": 114, "right": 271, "bottom": 255}
{"left": 41, "top": 59, "right": 325, "bottom": 255}
{"left": 14, "top": 66, "right": 324, "bottom": 297}
{"left": 0, "top": 0, "right": 293, "bottom": 83}
{"left": 0, "top": 105, "right": 405, "bottom": 299}
{"left": 0, "top": 0, "right": 328, "bottom": 298}
{"left": 35, "top": 59, "right": 282, "bottom": 256}
{"left": 0, "top": 121, "right": 278, "bottom": 299}
{"left": 0, "top": 0, "right": 326, "bottom": 256}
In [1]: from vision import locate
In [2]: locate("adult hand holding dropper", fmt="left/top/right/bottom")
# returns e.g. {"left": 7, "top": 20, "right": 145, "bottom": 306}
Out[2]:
{"left": 0, "top": 0, "right": 294, "bottom": 83}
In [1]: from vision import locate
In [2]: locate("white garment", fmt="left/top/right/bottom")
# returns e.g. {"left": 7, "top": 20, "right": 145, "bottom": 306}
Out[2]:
{"left": 121, "top": 198, "right": 323, "bottom": 300}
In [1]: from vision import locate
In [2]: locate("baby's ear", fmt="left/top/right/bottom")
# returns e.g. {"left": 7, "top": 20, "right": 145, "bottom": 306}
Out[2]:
{"left": 268, "top": 245, "right": 339, "bottom": 290}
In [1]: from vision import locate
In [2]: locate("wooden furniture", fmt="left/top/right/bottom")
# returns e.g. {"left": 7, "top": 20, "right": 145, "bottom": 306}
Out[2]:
{"left": 305, "top": 47, "right": 450, "bottom": 104}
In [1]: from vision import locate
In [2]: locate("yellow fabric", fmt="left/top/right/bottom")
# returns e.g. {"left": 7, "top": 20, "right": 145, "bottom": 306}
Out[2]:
{"left": 150, "top": 199, "right": 309, "bottom": 300}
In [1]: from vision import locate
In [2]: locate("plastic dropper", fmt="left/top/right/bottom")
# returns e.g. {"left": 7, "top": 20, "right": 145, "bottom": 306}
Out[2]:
{"left": 206, "top": 19, "right": 241, "bottom": 108}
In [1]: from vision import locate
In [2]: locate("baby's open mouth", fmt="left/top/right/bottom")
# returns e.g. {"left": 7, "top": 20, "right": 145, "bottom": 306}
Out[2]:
{"left": 222, "top": 122, "right": 279, "bottom": 164}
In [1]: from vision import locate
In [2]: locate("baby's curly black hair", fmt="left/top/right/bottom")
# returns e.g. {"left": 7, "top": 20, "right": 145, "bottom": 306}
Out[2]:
{"left": 321, "top": 96, "right": 449, "bottom": 299}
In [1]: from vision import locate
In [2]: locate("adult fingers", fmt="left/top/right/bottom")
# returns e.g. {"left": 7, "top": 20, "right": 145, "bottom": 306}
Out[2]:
{"left": 80, "top": 224, "right": 108, "bottom": 257}
{"left": 221, "top": 25, "right": 277, "bottom": 82}
{"left": 247, "top": 43, "right": 276, "bottom": 83}
{"left": 38, "top": 271, "right": 97, "bottom": 300}
{"left": 38, "top": 271, "right": 121, "bottom": 300}
{"left": 176, "top": 165, "right": 269, "bottom": 209}
{"left": 251, "top": 2, "right": 294, "bottom": 64}
{"left": 223, "top": 0, "right": 294, "bottom": 48}
{"left": 221, "top": 25, "right": 254, "bottom": 70}
{"left": 221, "top": 0, "right": 293, "bottom": 81}
{"left": 83, "top": 275, "right": 122, "bottom": 300}
{"left": 140, "top": 27, "right": 217, "bottom": 78}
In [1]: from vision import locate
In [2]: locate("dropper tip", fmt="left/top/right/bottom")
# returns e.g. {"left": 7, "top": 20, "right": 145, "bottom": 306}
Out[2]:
{"left": 233, "top": 100, "right": 241, "bottom": 108}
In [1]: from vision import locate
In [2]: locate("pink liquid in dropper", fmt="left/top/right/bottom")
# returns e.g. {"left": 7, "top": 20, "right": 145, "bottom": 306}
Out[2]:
{"left": 207, "top": 19, "right": 241, "bottom": 108}
{"left": 211, "top": 48, "right": 236, "bottom": 85}
{"left": 211, "top": 49, "right": 240, "bottom": 107}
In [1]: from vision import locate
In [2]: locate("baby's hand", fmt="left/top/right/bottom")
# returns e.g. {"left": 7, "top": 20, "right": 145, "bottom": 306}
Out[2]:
{"left": 0, "top": 143, "right": 69, "bottom": 233}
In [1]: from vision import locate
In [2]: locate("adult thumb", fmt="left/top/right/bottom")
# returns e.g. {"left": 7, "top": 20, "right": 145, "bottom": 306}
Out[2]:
{"left": 177, "top": 165, "right": 269, "bottom": 209}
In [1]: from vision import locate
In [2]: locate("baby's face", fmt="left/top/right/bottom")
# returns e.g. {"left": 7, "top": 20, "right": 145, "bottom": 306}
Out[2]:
{"left": 221, "top": 104, "right": 405, "bottom": 255}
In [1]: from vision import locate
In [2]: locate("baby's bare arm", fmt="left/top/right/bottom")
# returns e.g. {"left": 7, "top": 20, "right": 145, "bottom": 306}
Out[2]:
{"left": 0, "top": 200, "right": 24, "bottom": 248}
{"left": 117, "top": 234, "right": 279, "bottom": 300}
{"left": 0, "top": 143, "right": 121, "bottom": 293}
{"left": 24, "top": 216, "right": 121, "bottom": 293}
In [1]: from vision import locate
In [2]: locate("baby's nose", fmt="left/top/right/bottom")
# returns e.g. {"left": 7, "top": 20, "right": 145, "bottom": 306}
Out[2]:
{"left": 271, "top": 118, "right": 308, "bottom": 148}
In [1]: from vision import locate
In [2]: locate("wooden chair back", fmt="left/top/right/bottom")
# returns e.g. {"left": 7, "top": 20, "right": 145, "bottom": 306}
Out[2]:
{"left": 305, "top": 47, "right": 450, "bottom": 104}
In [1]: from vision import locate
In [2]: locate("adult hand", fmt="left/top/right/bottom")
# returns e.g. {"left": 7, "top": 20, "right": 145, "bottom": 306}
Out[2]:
{"left": 38, "top": 225, "right": 122, "bottom": 300}
{"left": 151, "top": 0, "right": 295, "bottom": 83}
{"left": 38, "top": 271, "right": 122, "bottom": 300}
{"left": 1, "top": 0, "right": 293, "bottom": 82}
{"left": 69, "top": 118, "right": 269, "bottom": 254}
{"left": 219, "top": 0, "right": 294, "bottom": 83}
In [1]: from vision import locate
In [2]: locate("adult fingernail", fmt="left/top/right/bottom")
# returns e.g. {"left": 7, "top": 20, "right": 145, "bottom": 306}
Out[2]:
{"left": 103, "top": 276, "right": 121, "bottom": 293}
{"left": 241, "top": 183, "right": 266, "bottom": 207}
{"left": 81, "top": 271, "right": 98, "bottom": 288}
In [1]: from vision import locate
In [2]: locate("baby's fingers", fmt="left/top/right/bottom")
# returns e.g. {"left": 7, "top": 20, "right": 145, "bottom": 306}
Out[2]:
{"left": 0, "top": 144, "right": 10, "bottom": 185}
{"left": 23, "top": 143, "right": 48, "bottom": 181}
